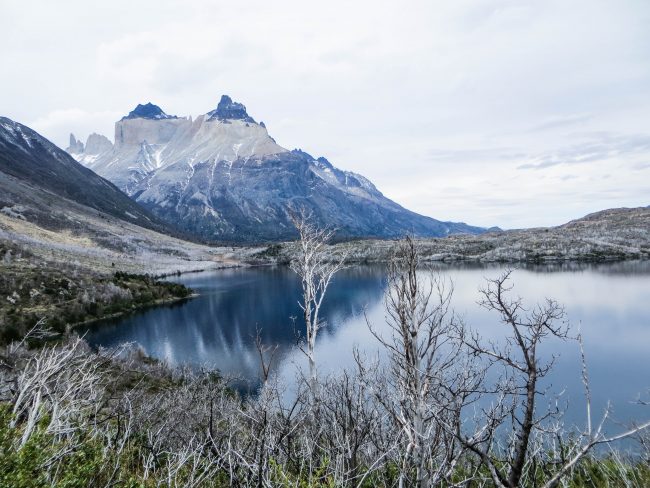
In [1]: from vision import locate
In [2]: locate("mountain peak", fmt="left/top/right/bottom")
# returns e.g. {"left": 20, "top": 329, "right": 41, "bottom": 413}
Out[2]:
{"left": 122, "top": 102, "right": 177, "bottom": 121}
{"left": 207, "top": 95, "right": 255, "bottom": 123}
{"left": 67, "top": 133, "right": 84, "bottom": 154}
{"left": 63, "top": 98, "right": 488, "bottom": 243}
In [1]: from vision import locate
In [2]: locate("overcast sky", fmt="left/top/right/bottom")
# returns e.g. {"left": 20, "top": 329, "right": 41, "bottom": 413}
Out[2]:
{"left": 2, "top": 0, "right": 649, "bottom": 229}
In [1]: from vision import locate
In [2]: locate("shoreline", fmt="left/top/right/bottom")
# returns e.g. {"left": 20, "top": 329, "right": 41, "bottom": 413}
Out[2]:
{"left": 153, "top": 261, "right": 245, "bottom": 279}
{"left": 6, "top": 252, "right": 648, "bottom": 344}
{"left": 69, "top": 292, "right": 201, "bottom": 333}
{"left": 244, "top": 248, "right": 650, "bottom": 266}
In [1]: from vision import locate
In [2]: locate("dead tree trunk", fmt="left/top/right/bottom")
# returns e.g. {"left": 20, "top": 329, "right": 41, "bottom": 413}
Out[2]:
{"left": 289, "top": 210, "right": 347, "bottom": 397}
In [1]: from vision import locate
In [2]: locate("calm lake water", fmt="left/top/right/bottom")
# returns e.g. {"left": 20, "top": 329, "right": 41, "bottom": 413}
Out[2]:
{"left": 82, "top": 261, "right": 650, "bottom": 430}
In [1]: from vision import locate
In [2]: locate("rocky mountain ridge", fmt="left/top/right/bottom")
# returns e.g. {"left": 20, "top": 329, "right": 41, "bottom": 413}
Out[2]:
{"left": 67, "top": 96, "right": 487, "bottom": 243}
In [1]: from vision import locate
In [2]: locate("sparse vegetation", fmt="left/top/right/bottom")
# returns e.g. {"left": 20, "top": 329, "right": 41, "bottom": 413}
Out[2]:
{"left": 0, "top": 254, "right": 192, "bottom": 344}
{"left": 0, "top": 188, "right": 235, "bottom": 344}
{"left": 255, "top": 207, "right": 650, "bottom": 265}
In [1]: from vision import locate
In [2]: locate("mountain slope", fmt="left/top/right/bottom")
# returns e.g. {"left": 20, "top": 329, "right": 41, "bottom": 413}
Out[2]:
{"left": 68, "top": 96, "right": 486, "bottom": 243}
{"left": 0, "top": 116, "right": 233, "bottom": 276}
{"left": 0, "top": 116, "right": 175, "bottom": 235}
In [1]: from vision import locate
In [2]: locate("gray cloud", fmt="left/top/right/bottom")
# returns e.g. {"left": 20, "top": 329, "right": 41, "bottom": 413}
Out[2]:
{"left": 517, "top": 133, "right": 650, "bottom": 170}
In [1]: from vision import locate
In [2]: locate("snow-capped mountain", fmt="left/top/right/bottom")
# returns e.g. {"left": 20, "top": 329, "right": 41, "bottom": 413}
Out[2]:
{"left": 67, "top": 95, "right": 486, "bottom": 242}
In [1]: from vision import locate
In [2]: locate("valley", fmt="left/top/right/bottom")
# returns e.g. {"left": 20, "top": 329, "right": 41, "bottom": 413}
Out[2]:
{"left": 1, "top": 111, "right": 647, "bottom": 341}
{"left": 1, "top": 113, "right": 648, "bottom": 488}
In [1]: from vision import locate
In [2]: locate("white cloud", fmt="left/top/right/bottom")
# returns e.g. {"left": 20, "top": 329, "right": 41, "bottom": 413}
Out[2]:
{"left": 1, "top": 0, "right": 649, "bottom": 228}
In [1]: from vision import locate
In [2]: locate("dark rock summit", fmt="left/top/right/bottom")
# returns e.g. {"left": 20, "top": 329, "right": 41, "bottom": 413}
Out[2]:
{"left": 207, "top": 95, "right": 256, "bottom": 123}
{"left": 122, "top": 103, "right": 177, "bottom": 120}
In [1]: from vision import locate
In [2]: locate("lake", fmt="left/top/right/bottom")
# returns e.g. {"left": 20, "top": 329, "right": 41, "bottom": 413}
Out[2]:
{"left": 82, "top": 261, "right": 650, "bottom": 431}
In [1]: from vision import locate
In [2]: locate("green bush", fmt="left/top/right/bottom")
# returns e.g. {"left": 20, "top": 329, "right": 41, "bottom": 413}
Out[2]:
{"left": 0, "top": 406, "right": 106, "bottom": 488}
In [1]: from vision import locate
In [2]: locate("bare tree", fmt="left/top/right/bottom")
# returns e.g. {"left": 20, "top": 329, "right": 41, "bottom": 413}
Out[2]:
{"left": 10, "top": 336, "right": 103, "bottom": 447}
{"left": 364, "top": 236, "right": 474, "bottom": 488}
{"left": 289, "top": 209, "right": 347, "bottom": 392}
{"left": 318, "top": 368, "right": 384, "bottom": 485}
{"left": 248, "top": 329, "right": 279, "bottom": 486}
{"left": 456, "top": 270, "right": 650, "bottom": 488}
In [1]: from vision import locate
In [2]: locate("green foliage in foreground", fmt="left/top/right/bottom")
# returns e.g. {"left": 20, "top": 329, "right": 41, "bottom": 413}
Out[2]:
{"left": 0, "top": 406, "right": 108, "bottom": 488}
{"left": 1, "top": 401, "right": 649, "bottom": 488}
{"left": 0, "top": 403, "right": 172, "bottom": 488}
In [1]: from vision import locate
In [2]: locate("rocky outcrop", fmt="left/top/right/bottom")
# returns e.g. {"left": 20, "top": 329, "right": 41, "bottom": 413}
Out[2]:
{"left": 84, "top": 133, "right": 113, "bottom": 155}
{"left": 0, "top": 116, "right": 173, "bottom": 235}
{"left": 66, "top": 133, "right": 84, "bottom": 154}
{"left": 207, "top": 95, "right": 255, "bottom": 123}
